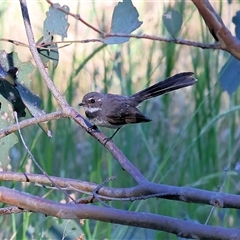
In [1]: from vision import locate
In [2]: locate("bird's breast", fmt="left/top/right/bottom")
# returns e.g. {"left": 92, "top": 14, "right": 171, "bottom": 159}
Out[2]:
{"left": 85, "top": 110, "right": 121, "bottom": 129}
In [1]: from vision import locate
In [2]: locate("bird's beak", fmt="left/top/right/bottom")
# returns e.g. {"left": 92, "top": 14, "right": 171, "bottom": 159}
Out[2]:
{"left": 78, "top": 102, "right": 85, "bottom": 107}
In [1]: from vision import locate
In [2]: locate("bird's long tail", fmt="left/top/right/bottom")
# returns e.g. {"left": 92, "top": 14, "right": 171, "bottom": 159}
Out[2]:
{"left": 130, "top": 72, "right": 197, "bottom": 103}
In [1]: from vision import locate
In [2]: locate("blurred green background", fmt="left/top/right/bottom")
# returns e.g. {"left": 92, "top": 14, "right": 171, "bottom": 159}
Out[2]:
{"left": 1, "top": 1, "right": 240, "bottom": 239}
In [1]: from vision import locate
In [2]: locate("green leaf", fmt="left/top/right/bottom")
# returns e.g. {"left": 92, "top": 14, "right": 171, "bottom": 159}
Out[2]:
{"left": 0, "top": 51, "right": 34, "bottom": 87}
{"left": 103, "top": 0, "right": 142, "bottom": 45}
{"left": 16, "top": 84, "right": 52, "bottom": 137}
{"left": 0, "top": 79, "right": 26, "bottom": 117}
{"left": 218, "top": 12, "right": 240, "bottom": 94}
{"left": 39, "top": 3, "right": 70, "bottom": 68}
{"left": 36, "top": 36, "right": 59, "bottom": 69}
{"left": 219, "top": 56, "right": 240, "bottom": 94}
{"left": 162, "top": 8, "right": 183, "bottom": 38}
{"left": 0, "top": 96, "right": 18, "bottom": 170}
{"left": 0, "top": 63, "right": 26, "bottom": 117}
{"left": 0, "top": 51, "right": 34, "bottom": 117}
{"left": 44, "top": 3, "right": 70, "bottom": 40}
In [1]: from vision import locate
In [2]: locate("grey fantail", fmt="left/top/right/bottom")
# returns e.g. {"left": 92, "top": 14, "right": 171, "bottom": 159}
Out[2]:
{"left": 79, "top": 72, "right": 197, "bottom": 140}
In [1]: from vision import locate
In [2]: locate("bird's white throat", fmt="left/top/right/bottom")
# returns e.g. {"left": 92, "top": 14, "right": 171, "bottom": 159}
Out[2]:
{"left": 84, "top": 107, "right": 101, "bottom": 113}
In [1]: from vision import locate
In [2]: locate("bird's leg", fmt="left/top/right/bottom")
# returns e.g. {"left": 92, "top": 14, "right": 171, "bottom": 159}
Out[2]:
{"left": 109, "top": 128, "right": 121, "bottom": 140}
{"left": 104, "top": 128, "right": 121, "bottom": 144}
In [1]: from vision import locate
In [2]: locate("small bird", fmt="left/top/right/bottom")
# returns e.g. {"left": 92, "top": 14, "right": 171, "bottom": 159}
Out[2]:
{"left": 79, "top": 72, "right": 197, "bottom": 140}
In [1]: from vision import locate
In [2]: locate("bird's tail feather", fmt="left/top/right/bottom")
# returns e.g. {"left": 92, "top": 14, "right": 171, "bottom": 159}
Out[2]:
{"left": 130, "top": 72, "right": 197, "bottom": 103}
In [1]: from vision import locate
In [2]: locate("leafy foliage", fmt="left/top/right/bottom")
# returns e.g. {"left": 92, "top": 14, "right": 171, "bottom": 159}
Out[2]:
{"left": 37, "top": 3, "right": 70, "bottom": 68}
{"left": 0, "top": 51, "right": 51, "bottom": 135}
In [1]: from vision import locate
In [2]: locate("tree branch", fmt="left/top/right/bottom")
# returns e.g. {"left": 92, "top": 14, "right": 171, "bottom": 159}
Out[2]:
{"left": 0, "top": 111, "right": 63, "bottom": 139}
{"left": 1, "top": 171, "right": 240, "bottom": 209}
{"left": 0, "top": 186, "right": 239, "bottom": 239}
{"left": 45, "top": 0, "right": 240, "bottom": 60}
{"left": 0, "top": 2, "right": 237, "bottom": 238}
{"left": 192, "top": 0, "right": 240, "bottom": 59}
{"left": 19, "top": 0, "right": 146, "bottom": 184}
{"left": 19, "top": 0, "right": 69, "bottom": 111}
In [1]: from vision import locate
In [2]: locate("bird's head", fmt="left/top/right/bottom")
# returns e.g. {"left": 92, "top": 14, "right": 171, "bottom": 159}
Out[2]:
{"left": 79, "top": 92, "right": 104, "bottom": 113}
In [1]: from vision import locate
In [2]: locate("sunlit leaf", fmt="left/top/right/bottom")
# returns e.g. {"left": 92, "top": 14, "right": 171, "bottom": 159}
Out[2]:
{"left": 162, "top": 8, "right": 183, "bottom": 38}
{"left": 103, "top": 0, "right": 142, "bottom": 45}
{"left": 44, "top": 3, "right": 70, "bottom": 40}
{"left": 0, "top": 51, "right": 34, "bottom": 87}
{"left": 36, "top": 36, "right": 59, "bottom": 69}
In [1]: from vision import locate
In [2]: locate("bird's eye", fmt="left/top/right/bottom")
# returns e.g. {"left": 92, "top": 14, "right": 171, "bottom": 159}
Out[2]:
{"left": 90, "top": 99, "right": 95, "bottom": 103}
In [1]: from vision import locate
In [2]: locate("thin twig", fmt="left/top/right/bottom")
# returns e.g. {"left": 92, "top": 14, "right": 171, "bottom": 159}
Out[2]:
{"left": 91, "top": 176, "right": 116, "bottom": 207}
{"left": 39, "top": 38, "right": 221, "bottom": 49}
{"left": 0, "top": 111, "right": 64, "bottom": 139}
{"left": 0, "top": 206, "right": 26, "bottom": 215}
{"left": 204, "top": 167, "right": 230, "bottom": 225}
{"left": 0, "top": 38, "right": 29, "bottom": 47}
{"left": 46, "top": 0, "right": 104, "bottom": 35}
{"left": 45, "top": 0, "right": 221, "bottom": 50}
{"left": 0, "top": 35, "right": 220, "bottom": 51}
{"left": 14, "top": 111, "right": 76, "bottom": 203}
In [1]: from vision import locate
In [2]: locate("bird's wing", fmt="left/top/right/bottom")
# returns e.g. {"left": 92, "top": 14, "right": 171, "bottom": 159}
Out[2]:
{"left": 106, "top": 104, "right": 151, "bottom": 126}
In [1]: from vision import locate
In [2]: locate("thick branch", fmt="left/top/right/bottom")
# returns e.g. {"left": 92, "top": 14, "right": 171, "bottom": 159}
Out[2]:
{"left": 2, "top": 172, "right": 240, "bottom": 209}
{"left": 0, "top": 187, "right": 239, "bottom": 239}
{"left": 192, "top": 0, "right": 240, "bottom": 59}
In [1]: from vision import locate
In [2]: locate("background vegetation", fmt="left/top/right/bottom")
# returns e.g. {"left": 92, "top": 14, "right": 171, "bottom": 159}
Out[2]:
{"left": 1, "top": 1, "right": 240, "bottom": 239}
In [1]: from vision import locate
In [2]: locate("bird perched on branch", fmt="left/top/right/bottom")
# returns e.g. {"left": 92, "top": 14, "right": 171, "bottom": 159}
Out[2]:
{"left": 79, "top": 72, "right": 197, "bottom": 140}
